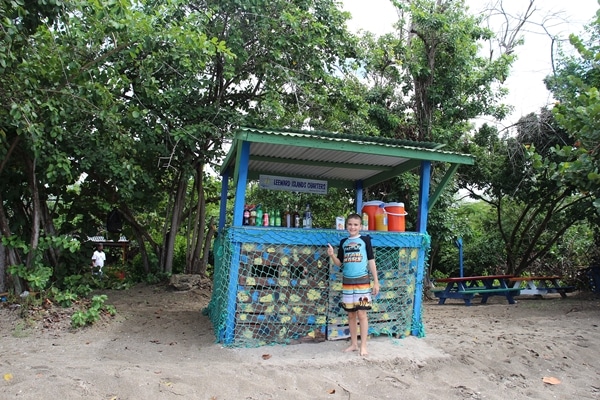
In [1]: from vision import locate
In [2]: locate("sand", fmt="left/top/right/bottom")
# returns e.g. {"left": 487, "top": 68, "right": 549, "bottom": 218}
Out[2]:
{"left": 1, "top": 283, "right": 599, "bottom": 400}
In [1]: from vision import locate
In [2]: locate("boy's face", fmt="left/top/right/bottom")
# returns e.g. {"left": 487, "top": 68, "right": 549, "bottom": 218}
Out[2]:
{"left": 346, "top": 217, "right": 361, "bottom": 236}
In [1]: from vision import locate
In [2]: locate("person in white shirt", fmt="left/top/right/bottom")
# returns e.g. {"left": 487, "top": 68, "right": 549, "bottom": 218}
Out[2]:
{"left": 91, "top": 243, "right": 106, "bottom": 277}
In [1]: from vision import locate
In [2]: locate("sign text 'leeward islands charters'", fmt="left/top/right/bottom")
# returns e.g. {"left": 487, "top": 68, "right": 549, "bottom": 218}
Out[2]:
{"left": 259, "top": 175, "right": 328, "bottom": 195}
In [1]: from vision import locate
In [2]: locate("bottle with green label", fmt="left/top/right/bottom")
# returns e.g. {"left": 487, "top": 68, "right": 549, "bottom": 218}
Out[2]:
{"left": 255, "top": 205, "right": 263, "bottom": 226}
{"left": 275, "top": 210, "right": 282, "bottom": 227}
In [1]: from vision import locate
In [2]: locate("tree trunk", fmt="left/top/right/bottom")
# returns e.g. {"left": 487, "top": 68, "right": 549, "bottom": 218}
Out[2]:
{"left": 0, "top": 241, "right": 6, "bottom": 292}
{"left": 199, "top": 216, "right": 216, "bottom": 277}
{"left": 118, "top": 204, "right": 159, "bottom": 273}
{"left": 163, "top": 171, "right": 188, "bottom": 274}
{"left": 25, "top": 157, "right": 41, "bottom": 270}
{"left": 189, "top": 164, "right": 206, "bottom": 274}
{"left": 0, "top": 194, "right": 24, "bottom": 294}
{"left": 40, "top": 194, "right": 60, "bottom": 268}
{"left": 408, "top": 9, "right": 437, "bottom": 142}
{"left": 136, "top": 233, "right": 151, "bottom": 274}
{"left": 593, "top": 222, "right": 600, "bottom": 267}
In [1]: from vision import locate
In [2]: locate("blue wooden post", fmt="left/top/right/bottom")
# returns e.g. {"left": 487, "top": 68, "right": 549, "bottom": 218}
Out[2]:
{"left": 412, "top": 161, "right": 431, "bottom": 336}
{"left": 455, "top": 238, "right": 464, "bottom": 277}
{"left": 223, "top": 240, "right": 242, "bottom": 344}
{"left": 224, "top": 140, "right": 251, "bottom": 344}
{"left": 232, "top": 141, "right": 250, "bottom": 227}
{"left": 416, "top": 161, "right": 431, "bottom": 234}
{"left": 355, "top": 180, "right": 364, "bottom": 214}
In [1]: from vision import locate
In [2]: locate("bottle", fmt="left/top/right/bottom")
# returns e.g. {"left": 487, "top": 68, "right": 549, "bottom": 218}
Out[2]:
{"left": 283, "top": 205, "right": 291, "bottom": 228}
{"left": 263, "top": 208, "right": 269, "bottom": 226}
{"left": 249, "top": 205, "right": 256, "bottom": 226}
{"left": 243, "top": 205, "right": 250, "bottom": 225}
{"left": 362, "top": 212, "right": 369, "bottom": 231}
{"left": 269, "top": 208, "right": 275, "bottom": 226}
{"left": 375, "top": 203, "right": 388, "bottom": 231}
{"left": 255, "top": 205, "right": 263, "bottom": 226}
{"left": 303, "top": 203, "right": 312, "bottom": 229}
{"left": 293, "top": 205, "right": 300, "bottom": 228}
{"left": 275, "top": 210, "right": 282, "bottom": 227}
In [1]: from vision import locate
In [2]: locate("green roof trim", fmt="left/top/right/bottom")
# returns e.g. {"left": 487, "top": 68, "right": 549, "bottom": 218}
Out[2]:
{"left": 237, "top": 126, "right": 444, "bottom": 150}
{"left": 221, "top": 127, "right": 475, "bottom": 205}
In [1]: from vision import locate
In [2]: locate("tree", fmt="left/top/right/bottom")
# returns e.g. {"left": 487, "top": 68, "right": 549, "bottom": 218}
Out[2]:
{"left": 326, "top": 1, "right": 525, "bottom": 277}
{"left": 457, "top": 110, "right": 595, "bottom": 276}
{"left": 392, "top": 0, "right": 514, "bottom": 143}
{"left": 0, "top": 0, "right": 358, "bottom": 294}
{"left": 545, "top": 9, "right": 600, "bottom": 266}
{"left": 0, "top": 0, "right": 69, "bottom": 293}
{"left": 0, "top": 0, "right": 232, "bottom": 291}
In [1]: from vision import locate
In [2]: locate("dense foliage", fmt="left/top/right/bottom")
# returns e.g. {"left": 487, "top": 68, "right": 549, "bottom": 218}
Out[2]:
{"left": 545, "top": 12, "right": 600, "bottom": 267}
{"left": 1, "top": 0, "right": 597, "bottom": 301}
{"left": 0, "top": 0, "right": 356, "bottom": 295}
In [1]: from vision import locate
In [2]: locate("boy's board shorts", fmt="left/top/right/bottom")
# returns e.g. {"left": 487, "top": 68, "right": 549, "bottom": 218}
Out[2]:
{"left": 340, "top": 275, "right": 372, "bottom": 312}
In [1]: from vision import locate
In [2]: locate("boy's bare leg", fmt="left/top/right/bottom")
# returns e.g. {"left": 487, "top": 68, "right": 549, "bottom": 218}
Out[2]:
{"left": 357, "top": 310, "right": 369, "bottom": 356}
{"left": 344, "top": 311, "right": 359, "bottom": 352}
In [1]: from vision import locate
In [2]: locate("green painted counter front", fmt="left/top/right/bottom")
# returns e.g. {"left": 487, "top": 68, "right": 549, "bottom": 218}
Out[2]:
{"left": 206, "top": 227, "right": 428, "bottom": 347}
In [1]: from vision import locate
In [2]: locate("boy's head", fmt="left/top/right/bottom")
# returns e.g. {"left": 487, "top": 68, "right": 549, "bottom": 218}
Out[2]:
{"left": 346, "top": 213, "right": 362, "bottom": 224}
{"left": 346, "top": 213, "right": 363, "bottom": 235}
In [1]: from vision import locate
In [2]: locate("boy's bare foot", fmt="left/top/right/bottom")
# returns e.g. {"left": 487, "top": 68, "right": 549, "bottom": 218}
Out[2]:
{"left": 343, "top": 344, "right": 358, "bottom": 353}
{"left": 360, "top": 347, "right": 369, "bottom": 356}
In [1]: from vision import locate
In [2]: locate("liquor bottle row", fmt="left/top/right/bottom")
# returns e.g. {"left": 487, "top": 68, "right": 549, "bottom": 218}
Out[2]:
{"left": 242, "top": 204, "right": 312, "bottom": 228}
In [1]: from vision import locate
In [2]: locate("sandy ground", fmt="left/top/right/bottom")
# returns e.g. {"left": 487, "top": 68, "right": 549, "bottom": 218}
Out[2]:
{"left": 1, "top": 283, "right": 599, "bottom": 400}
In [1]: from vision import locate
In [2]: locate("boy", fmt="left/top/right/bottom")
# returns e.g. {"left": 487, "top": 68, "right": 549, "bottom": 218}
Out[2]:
{"left": 91, "top": 243, "right": 106, "bottom": 277}
{"left": 327, "top": 213, "right": 379, "bottom": 356}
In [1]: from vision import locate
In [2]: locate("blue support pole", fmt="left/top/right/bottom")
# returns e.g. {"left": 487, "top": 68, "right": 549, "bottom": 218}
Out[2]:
{"left": 412, "top": 161, "right": 431, "bottom": 336}
{"left": 232, "top": 141, "right": 251, "bottom": 227}
{"left": 416, "top": 161, "right": 431, "bottom": 233}
{"left": 455, "top": 238, "right": 464, "bottom": 277}
{"left": 223, "top": 140, "right": 251, "bottom": 344}
{"left": 223, "top": 241, "right": 241, "bottom": 344}
{"left": 355, "top": 180, "right": 364, "bottom": 214}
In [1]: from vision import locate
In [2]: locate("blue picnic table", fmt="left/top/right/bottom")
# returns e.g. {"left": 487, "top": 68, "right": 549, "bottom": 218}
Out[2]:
{"left": 508, "top": 276, "right": 575, "bottom": 298}
{"left": 433, "top": 275, "right": 520, "bottom": 306}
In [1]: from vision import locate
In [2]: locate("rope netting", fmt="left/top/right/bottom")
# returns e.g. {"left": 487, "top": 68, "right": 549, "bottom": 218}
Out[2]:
{"left": 205, "top": 227, "right": 429, "bottom": 347}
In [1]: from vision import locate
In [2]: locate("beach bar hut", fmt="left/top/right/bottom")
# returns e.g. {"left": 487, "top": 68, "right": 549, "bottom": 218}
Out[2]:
{"left": 206, "top": 127, "right": 474, "bottom": 347}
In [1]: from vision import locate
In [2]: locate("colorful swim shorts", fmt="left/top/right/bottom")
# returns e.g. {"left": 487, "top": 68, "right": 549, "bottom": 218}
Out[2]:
{"left": 340, "top": 275, "right": 372, "bottom": 312}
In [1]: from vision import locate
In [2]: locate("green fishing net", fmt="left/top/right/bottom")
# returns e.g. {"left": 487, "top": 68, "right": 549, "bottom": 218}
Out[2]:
{"left": 205, "top": 227, "right": 429, "bottom": 347}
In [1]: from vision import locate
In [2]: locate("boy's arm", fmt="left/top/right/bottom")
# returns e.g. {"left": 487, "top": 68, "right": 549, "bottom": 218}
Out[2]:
{"left": 368, "top": 259, "right": 379, "bottom": 296}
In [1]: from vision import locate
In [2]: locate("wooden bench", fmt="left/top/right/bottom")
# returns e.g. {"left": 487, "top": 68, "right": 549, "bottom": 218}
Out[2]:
{"left": 508, "top": 276, "right": 575, "bottom": 298}
{"left": 458, "top": 288, "right": 521, "bottom": 295}
{"left": 458, "top": 288, "right": 520, "bottom": 304}
{"left": 432, "top": 275, "right": 516, "bottom": 305}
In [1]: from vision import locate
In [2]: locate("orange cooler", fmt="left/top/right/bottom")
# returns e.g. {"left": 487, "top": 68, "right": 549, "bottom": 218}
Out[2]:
{"left": 385, "top": 202, "right": 407, "bottom": 232}
{"left": 361, "top": 201, "right": 384, "bottom": 231}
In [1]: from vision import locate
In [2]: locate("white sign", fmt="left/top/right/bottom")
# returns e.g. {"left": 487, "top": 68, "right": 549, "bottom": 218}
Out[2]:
{"left": 259, "top": 174, "right": 328, "bottom": 195}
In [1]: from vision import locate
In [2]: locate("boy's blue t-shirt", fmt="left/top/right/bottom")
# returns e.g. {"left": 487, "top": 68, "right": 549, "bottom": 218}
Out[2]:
{"left": 336, "top": 235, "right": 374, "bottom": 278}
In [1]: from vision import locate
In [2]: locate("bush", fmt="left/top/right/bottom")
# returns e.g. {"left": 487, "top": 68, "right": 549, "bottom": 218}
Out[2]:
{"left": 71, "top": 294, "right": 116, "bottom": 328}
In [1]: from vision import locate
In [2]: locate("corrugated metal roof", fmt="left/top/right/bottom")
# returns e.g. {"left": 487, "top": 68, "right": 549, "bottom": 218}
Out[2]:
{"left": 221, "top": 127, "right": 474, "bottom": 188}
